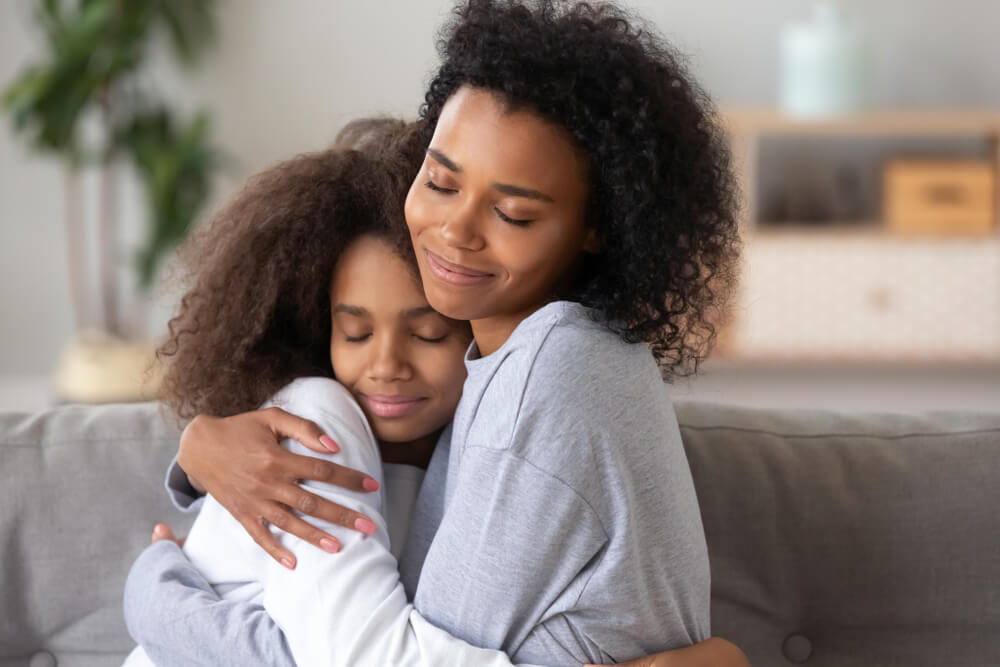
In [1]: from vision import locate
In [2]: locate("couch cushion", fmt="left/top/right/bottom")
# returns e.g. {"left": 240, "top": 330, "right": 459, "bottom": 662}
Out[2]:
{"left": 0, "top": 402, "right": 190, "bottom": 667}
{"left": 675, "top": 400, "right": 1000, "bottom": 667}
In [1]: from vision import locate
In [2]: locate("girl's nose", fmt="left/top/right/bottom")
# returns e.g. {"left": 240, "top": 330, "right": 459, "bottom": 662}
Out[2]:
{"left": 368, "top": 338, "right": 412, "bottom": 382}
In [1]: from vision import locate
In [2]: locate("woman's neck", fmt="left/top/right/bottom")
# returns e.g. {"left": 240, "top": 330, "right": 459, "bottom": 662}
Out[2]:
{"left": 377, "top": 429, "right": 441, "bottom": 469}
{"left": 470, "top": 301, "right": 552, "bottom": 357}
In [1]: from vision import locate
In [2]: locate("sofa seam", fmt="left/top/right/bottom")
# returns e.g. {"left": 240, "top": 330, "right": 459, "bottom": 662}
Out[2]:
{"left": 678, "top": 424, "right": 1000, "bottom": 441}
{"left": 2, "top": 435, "right": 180, "bottom": 448}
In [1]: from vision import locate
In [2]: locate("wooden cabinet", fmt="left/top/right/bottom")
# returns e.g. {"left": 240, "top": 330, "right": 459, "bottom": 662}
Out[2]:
{"left": 717, "top": 110, "right": 1000, "bottom": 363}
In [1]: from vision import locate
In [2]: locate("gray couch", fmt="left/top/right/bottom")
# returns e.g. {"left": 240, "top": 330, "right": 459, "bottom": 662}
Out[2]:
{"left": 2, "top": 400, "right": 999, "bottom": 666}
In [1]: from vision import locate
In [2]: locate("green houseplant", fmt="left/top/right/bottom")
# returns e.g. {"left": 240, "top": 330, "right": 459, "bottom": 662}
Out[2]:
{"left": 3, "top": 0, "right": 221, "bottom": 401}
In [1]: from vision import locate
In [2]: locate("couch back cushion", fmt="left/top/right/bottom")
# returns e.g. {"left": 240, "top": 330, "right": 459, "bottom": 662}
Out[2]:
{"left": 675, "top": 400, "right": 1000, "bottom": 667}
{"left": 0, "top": 402, "right": 190, "bottom": 667}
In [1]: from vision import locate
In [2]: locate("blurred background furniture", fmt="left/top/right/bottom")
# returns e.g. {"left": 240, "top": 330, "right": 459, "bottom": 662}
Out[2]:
{"left": 2, "top": 400, "right": 999, "bottom": 666}
{"left": 720, "top": 110, "right": 1000, "bottom": 364}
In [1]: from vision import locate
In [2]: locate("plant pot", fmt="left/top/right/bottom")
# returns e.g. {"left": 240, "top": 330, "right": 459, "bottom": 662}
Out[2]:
{"left": 53, "top": 331, "right": 163, "bottom": 404}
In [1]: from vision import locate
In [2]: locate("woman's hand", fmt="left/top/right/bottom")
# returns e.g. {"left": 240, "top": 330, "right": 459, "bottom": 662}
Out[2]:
{"left": 587, "top": 637, "right": 751, "bottom": 667}
{"left": 177, "top": 408, "right": 381, "bottom": 569}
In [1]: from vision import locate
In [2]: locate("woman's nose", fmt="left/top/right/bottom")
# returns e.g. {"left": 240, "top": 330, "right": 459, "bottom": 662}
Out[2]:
{"left": 440, "top": 198, "right": 485, "bottom": 251}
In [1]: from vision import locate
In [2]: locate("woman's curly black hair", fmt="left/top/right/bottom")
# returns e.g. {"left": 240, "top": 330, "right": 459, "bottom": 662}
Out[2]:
{"left": 157, "top": 118, "right": 426, "bottom": 419}
{"left": 420, "top": 0, "right": 741, "bottom": 378}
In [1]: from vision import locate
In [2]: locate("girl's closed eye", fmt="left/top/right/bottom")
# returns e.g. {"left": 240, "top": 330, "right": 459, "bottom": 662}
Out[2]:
{"left": 414, "top": 332, "right": 448, "bottom": 343}
{"left": 412, "top": 325, "right": 451, "bottom": 343}
{"left": 344, "top": 332, "right": 372, "bottom": 343}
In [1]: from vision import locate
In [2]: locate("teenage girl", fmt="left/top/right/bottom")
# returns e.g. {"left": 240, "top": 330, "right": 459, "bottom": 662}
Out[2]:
{"left": 126, "top": 1, "right": 744, "bottom": 664}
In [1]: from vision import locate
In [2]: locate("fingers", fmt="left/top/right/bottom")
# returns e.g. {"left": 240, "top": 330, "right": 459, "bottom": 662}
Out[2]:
{"left": 242, "top": 514, "right": 299, "bottom": 570}
{"left": 261, "top": 407, "right": 340, "bottom": 455}
{"left": 280, "top": 448, "right": 380, "bottom": 493}
{"left": 271, "top": 481, "right": 378, "bottom": 536}
{"left": 151, "top": 523, "right": 185, "bottom": 548}
{"left": 240, "top": 502, "right": 362, "bottom": 570}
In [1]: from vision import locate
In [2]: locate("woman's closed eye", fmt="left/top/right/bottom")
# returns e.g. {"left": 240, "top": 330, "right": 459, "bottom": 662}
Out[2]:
{"left": 494, "top": 207, "right": 533, "bottom": 226}
{"left": 425, "top": 179, "right": 455, "bottom": 194}
{"left": 344, "top": 333, "right": 372, "bottom": 343}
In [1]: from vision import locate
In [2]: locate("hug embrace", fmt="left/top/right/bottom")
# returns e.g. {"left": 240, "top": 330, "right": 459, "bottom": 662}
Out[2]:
{"left": 122, "top": 1, "right": 744, "bottom": 665}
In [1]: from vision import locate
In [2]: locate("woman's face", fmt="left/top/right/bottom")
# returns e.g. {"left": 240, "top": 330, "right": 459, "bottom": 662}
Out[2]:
{"left": 328, "top": 235, "right": 470, "bottom": 445}
{"left": 404, "top": 86, "right": 596, "bottom": 348}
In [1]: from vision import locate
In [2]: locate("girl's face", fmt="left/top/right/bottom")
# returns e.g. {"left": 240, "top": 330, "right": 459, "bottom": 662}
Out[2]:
{"left": 404, "top": 86, "right": 597, "bottom": 353}
{"left": 328, "top": 236, "right": 470, "bottom": 447}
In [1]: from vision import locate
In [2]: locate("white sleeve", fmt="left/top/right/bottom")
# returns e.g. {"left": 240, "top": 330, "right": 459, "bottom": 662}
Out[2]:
{"left": 251, "top": 378, "right": 543, "bottom": 667}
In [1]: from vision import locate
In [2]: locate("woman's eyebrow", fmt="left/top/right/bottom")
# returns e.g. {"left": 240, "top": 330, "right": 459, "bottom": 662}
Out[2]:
{"left": 491, "top": 182, "right": 553, "bottom": 202}
{"left": 427, "top": 148, "right": 553, "bottom": 202}
{"left": 333, "top": 304, "right": 368, "bottom": 316}
{"left": 427, "top": 148, "right": 461, "bottom": 172}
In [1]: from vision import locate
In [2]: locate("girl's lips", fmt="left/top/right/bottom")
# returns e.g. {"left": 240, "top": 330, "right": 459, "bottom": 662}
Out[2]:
{"left": 425, "top": 249, "right": 493, "bottom": 287}
{"left": 361, "top": 394, "right": 428, "bottom": 418}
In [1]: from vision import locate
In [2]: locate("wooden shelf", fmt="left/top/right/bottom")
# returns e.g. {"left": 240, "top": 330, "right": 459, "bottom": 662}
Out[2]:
{"left": 723, "top": 109, "right": 1000, "bottom": 137}
{"left": 717, "top": 108, "right": 1000, "bottom": 364}
{"left": 750, "top": 222, "right": 1000, "bottom": 240}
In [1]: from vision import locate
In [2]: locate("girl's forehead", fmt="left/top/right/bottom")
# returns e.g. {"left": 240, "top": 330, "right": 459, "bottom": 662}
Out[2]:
{"left": 331, "top": 238, "right": 424, "bottom": 302}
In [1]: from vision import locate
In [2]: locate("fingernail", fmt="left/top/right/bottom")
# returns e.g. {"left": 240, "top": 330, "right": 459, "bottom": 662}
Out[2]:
{"left": 362, "top": 477, "right": 380, "bottom": 492}
{"left": 281, "top": 557, "right": 296, "bottom": 570}
{"left": 153, "top": 524, "right": 167, "bottom": 536}
{"left": 319, "top": 435, "right": 339, "bottom": 452}
{"left": 354, "top": 517, "right": 376, "bottom": 535}
{"left": 320, "top": 538, "right": 340, "bottom": 553}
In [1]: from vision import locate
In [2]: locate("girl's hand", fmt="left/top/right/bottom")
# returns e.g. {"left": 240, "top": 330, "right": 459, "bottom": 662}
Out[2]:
{"left": 177, "top": 408, "right": 381, "bottom": 569}
{"left": 586, "top": 637, "right": 751, "bottom": 667}
{"left": 151, "top": 522, "right": 186, "bottom": 548}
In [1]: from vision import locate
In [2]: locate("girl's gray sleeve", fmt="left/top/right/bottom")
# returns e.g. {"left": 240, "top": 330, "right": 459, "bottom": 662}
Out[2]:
{"left": 123, "top": 540, "right": 294, "bottom": 667}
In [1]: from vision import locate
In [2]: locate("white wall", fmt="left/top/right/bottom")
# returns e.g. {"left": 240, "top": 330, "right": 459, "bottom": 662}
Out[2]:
{"left": 2, "top": 0, "right": 999, "bottom": 375}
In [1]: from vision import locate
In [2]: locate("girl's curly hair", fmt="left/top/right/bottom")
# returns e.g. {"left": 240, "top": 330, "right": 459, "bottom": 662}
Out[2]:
{"left": 421, "top": 0, "right": 742, "bottom": 378}
{"left": 158, "top": 118, "right": 425, "bottom": 419}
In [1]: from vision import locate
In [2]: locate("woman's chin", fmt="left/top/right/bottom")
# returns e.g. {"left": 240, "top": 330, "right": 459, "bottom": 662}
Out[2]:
{"left": 422, "top": 286, "right": 483, "bottom": 324}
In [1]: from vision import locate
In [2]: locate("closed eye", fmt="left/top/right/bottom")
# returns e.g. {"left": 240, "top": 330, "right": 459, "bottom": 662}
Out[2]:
{"left": 425, "top": 180, "right": 456, "bottom": 194}
{"left": 494, "top": 207, "right": 532, "bottom": 226}
{"left": 344, "top": 334, "right": 371, "bottom": 343}
{"left": 414, "top": 334, "right": 448, "bottom": 343}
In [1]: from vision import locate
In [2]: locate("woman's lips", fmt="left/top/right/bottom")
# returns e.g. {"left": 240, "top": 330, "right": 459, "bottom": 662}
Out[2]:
{"left": 424, "top": 249, "right": 493, "bottom": 287}
{"left": 361, "top": 394, "right": 428, "bottom": 418}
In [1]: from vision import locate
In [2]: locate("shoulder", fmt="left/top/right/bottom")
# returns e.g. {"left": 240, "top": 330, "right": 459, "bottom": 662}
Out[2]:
{"left": 267, "top": 376, "right": 356, "bottom": 412}
{"left": 265, "top": 377, "right": 374, "bottom": 450}
{"left": 525, "top": 305, "right": 665, "bottom": 410}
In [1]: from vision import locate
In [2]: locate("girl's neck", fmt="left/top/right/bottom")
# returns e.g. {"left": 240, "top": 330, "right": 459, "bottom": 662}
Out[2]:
{"left": 377, "top": 429, "right": 441, "bottom": 469}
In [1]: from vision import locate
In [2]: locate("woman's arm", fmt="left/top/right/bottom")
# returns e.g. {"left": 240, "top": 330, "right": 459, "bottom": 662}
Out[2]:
{"left": 172, "top": 405, "right": 383, "bottom": 566}
{"left": 593, "top": 639, "right": 751, "bottom": 667}
{"left": 123, "top": 540, "right": 295, "bottom": 667}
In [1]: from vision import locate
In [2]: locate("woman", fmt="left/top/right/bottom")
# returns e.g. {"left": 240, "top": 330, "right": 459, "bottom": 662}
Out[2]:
{"left": 127, "top": 2, "right": 743, "bottom": 665}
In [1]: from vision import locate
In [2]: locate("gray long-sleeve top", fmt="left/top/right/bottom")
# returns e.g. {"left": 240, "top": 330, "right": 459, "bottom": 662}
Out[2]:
{"left": 124, "top": 300, "right": 710, "bottom": 666}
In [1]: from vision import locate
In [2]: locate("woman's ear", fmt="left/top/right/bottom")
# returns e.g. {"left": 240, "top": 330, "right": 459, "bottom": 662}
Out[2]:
{"left": 583, "top": 226, "right": 602, "bottom": 254}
